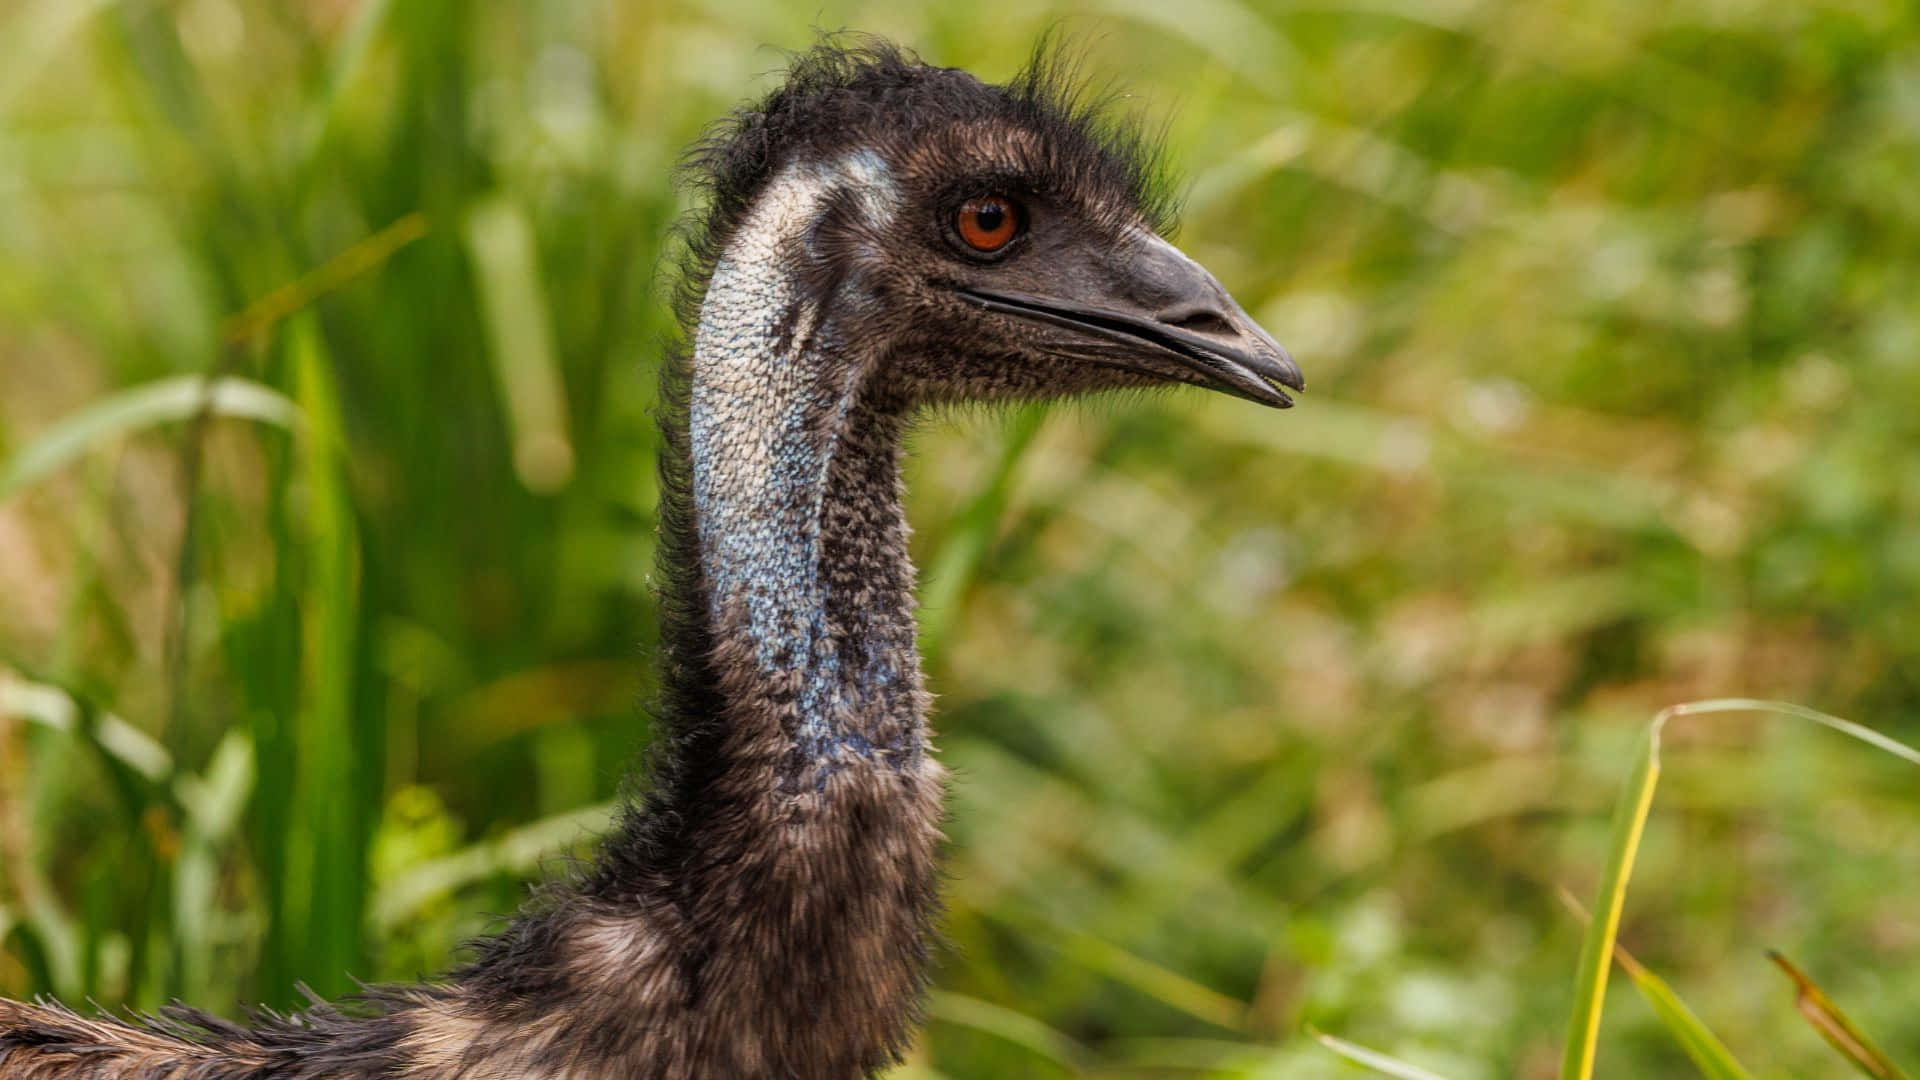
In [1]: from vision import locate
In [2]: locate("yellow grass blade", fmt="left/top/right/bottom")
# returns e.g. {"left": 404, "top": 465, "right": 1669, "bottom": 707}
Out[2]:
{"left": 1561, "top": 712, "right": 1663, "bottom": 1080}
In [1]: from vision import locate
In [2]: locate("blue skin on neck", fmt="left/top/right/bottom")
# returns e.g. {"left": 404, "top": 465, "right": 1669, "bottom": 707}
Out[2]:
{"left": 690, "top": 347, "right": 915, "bottom": 778}
{"left": 688, "top": 157, "right": 922, "bottom": 782}
{"left": 688, "top": 179, "right": 917, "bottom": 781}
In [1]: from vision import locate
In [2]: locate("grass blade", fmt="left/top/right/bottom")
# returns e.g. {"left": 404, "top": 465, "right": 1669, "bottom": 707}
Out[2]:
{"left": 1768, "top": 951, "right": 1912, "bottom": 1080}
{"left": 0, "top": 377, "right": 297, "bottom": 501}
{"left": 1561, "top": 711, "right": 1664, "bottom": 1080}
{"left": 1663, "top": 698, "right": 1920, "bottom": 767}
{"left": 0, "top": 673, "right": 172, "bottom": 789}
{"left": 171, "top": 730, "right": 254, "bottom": 1003}
{"left": 373, "top": 800, "right": 615, "bottom": 933}
{"left": 1309, "top": 1028, "right": 1455, "bottom": 1080}
{"left": 925, "top": 991, "right": 1085, "bottom": 1070}
{"left": 464, "top": 195, "right": 574, "bottom": 494}
{"left": 918, "top": 404, "right": 1046, "bottom": 663}
{"left": 221, "top": 213, "right": 431, "bottom": 347}
{"left": 1555, "top": 886, "right": 1754, "bottom": 1080}
{"left": 1562, "top": 699, "right": 1919, "bottom": 1079}
{"left": 298, "top": 0, "right": 396, "bottom": 164}
{"left": 277, "top": 314, "right": 369, "bottom": 1002}
{"left": 1059, "top": 928, "right": 1246, "bottom": 1031}
{"left": 1618, "top": 955, "right": 1754, "bottom": 1080}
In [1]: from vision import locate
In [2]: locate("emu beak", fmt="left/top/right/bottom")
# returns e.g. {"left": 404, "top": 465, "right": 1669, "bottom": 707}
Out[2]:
{"left": 958, "top": 231, "right": 1303, "bottom": 408}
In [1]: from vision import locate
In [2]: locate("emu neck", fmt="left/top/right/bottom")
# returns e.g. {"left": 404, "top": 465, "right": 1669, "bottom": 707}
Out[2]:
{"left": 430, "top": 162, "right": 945, "bottom": 1077}
{"left": 689, "top": 205, "right": 922, "bottom": 785}
{"left": 533, "top": 159, "right": 943, "bottom": 1074}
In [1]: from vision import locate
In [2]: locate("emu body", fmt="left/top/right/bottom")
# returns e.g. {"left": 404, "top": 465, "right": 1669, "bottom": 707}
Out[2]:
{"left": 0, "top": 40, "right": 1297, "bottom": 1079}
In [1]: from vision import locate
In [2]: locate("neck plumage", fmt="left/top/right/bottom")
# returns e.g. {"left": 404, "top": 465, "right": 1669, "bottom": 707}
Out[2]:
{"left": 688, "top": 293, "right": 926, "bottom": 792}
{"left": 434, "top": 164, "right": 944, "bottom": 1078}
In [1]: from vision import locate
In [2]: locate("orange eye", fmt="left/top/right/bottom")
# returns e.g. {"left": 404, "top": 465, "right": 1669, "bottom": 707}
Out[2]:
{"left": 955, "top": 196, "right": 1020, "bottom": 253}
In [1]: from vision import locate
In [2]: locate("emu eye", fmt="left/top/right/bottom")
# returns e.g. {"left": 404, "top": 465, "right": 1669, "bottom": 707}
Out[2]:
{"left": 954, "top": 195, "right": 1021, "bottom": 253}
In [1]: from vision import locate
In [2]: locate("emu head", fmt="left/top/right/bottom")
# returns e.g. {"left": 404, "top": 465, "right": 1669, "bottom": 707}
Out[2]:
{"left": 689, "top": 41, "right": 1301, "bottom": 412}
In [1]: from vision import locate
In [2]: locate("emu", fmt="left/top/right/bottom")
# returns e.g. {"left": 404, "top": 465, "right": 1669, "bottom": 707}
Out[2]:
{"left": 0, "top": 40, "right": 1299, "bottom": 1079}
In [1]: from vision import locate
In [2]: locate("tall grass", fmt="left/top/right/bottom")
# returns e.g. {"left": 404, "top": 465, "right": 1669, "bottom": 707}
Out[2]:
{"left": 2, "top": 1, "right": 1918, "bottom": 1075}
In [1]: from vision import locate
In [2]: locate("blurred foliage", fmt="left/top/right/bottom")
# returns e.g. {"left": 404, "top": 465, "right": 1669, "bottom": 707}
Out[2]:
{"left": 1, "top": 0, "right": 1918, "bottom": 1076}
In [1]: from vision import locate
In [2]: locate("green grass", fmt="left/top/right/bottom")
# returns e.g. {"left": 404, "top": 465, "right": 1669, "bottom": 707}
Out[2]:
{"left": 1553, "top": 701, "right": 1919, "bottom": 1080}
{"left": 3, "top": 1, "right": 1919, "bottom": 1076}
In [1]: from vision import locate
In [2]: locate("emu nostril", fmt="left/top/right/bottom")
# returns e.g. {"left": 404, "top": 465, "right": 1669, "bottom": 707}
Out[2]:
{"left": 1161, "top": 309, "right": 1234, "bottom": 336}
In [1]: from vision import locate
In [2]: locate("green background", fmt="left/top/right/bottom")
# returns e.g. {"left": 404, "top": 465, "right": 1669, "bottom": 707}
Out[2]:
{"left": 1, "top": 1, "right": 1917, "bottom": 1076}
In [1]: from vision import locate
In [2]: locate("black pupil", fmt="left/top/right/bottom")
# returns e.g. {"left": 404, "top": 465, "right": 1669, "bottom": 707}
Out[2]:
{"left": 974, "top": 202, "right": 1006, "bottom": 233}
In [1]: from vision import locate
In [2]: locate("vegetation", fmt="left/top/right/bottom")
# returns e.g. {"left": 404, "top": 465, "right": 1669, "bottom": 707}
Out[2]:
{"left": 2, "top": 1, "right": 1917, "bottom": 1075}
